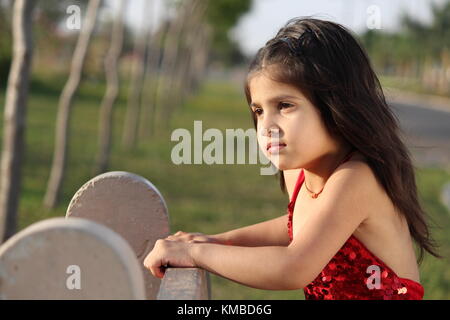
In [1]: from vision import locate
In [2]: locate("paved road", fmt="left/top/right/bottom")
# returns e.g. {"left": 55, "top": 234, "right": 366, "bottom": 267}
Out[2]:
{"left": 389, "top": 101, "right": 450, "bottom": 168}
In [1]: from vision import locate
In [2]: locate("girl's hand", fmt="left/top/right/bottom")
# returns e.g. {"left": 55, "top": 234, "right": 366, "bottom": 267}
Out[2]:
{"left": 143, "top": 239, "right": 197, "bottom": 279}
{"left": 165, "top": 231, "right": 221, "bottom": 244}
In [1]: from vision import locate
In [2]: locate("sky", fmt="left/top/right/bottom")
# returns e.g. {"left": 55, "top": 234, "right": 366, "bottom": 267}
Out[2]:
{"left": 105, "top": 0, "right": 447, "bottom": 57}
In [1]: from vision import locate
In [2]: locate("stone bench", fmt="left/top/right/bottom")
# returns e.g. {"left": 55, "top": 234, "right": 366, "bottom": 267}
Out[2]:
{"left": 0, "top": 171, "right": 211, "bottom": 300}
{"left": 0, "top": 217, "right": 146, "bottom": 299}
{"left": 158, "top": 268, "right": 211, "bottom": 300}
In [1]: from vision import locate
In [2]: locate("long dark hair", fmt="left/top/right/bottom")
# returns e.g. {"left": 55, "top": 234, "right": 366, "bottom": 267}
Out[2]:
{"left": 244, "top": 17, "right": 442, "bottom": 264}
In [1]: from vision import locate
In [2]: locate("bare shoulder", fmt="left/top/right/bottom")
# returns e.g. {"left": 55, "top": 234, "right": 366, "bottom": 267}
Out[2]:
{"left": 327, "top": 152, "right": 382, "bottom": 197}
{"left": 327, "top": 153, "right": 421, "bottom": 282}
{"left": 318, "top": 151, "right": 389, "bottom": 225}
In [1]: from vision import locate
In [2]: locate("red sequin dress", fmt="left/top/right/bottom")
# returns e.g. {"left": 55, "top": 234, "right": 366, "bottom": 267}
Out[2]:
{"left": 286, "top": 154, "right": 425, "bottom": 300}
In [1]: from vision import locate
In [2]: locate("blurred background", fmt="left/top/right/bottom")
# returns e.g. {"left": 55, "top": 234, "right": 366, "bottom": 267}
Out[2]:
{"left": 0, "top": 0, "right": 449, "bottom": 299}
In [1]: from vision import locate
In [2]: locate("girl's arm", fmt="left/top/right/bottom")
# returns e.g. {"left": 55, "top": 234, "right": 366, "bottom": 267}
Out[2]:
{"left": 168, "top": 214, "right": 291, "bottom": 247}
{"left": 208, "top": 169, "right": 299, "bottom": 247}
{"left": 191, "top": 243, "right": 301, "bottom": 290}
{"left": 147, "top": 238, "right": 301, "bottom": 290}
{"left": 210, "top": 214, "right": 291, "bottom": 247}
{"left": 144, "top": 161, "right": 372, "bottom": 290}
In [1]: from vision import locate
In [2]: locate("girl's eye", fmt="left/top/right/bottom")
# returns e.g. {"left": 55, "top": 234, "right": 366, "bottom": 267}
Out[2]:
{"left": 253, "top": 108, "right": 263, "bottom": 116}
{"left": 279, "top": 102, "right": 293, "bottom": 109}
{"left": 252, "top": 102, "right": 293, "bottom": 116}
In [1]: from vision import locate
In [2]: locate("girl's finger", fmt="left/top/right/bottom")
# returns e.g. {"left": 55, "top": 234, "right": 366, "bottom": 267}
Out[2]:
{"left": 149, "top": 265, "right": 164, "bottom": 279}
{"left": 143, "top": 254, "right": 162, "bottom": 277}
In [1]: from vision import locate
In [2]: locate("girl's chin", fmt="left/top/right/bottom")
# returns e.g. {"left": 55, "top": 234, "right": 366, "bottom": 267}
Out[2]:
{"left": 263, "top": 152, "right": 295, "bottom": 171}
{"left": 270, "top": 160, "right": 292, "bottom": 171}
{"left": 278, "top": 165, "right": 295, "bottom": 171}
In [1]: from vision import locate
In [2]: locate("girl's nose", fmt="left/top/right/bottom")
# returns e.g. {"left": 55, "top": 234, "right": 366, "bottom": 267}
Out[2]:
{"left": 260, "top": 126, "right": 280, "bottom": 138}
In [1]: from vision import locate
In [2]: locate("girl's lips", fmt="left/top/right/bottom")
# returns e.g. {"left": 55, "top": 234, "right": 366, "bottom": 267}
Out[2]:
{"left": 266, "top": 142, "right": 286, "bottom": 150}
{"left": 267, "top": 144, "right": 286, "bottom": 154}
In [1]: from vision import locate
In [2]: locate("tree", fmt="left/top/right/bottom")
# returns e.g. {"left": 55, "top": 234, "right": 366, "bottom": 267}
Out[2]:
{"left": 0, "top": 2, "right": 13, "bottom": 88}
{"left": 122, "top": 0, "right": 154, "bottom": 150}
{"left": 138, "top": 15, "right": 170, "bottom": 139}
{"left": 43, "top": 0, "right": 102, "bottom": 209}
{"left": 152, "top": 0, "right": 252, "bottom": 131}
{"left": 360, "top": 1, "right": 450, "bottom": 94}
{"left": 204, "top": 0, "right": 252, "bottom": 67}
{"left": 94, "top": 0, "right": 127, "bottom": 174}
{"left": 0, "top": 0, "right": 36, "bottom": 242}
{"left": 153, "top": 0, "right": 202, "bottom": 132}
{"left": 164, "top": 0, "right": 209, "bottom": 120}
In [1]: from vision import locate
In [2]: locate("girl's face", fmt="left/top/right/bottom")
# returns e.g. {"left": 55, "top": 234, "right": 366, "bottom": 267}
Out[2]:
{"left": 249, "top": 70, "right": 341, "bottom": 170}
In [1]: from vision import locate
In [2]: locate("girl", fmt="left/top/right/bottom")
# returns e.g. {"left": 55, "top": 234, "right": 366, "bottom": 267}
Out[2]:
{"left": 143, "top": 17, "right": 442, "bottom": 300}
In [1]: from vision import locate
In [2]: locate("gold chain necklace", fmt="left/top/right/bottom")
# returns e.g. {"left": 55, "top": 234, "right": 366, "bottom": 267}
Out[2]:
{"left": 304, "top": 150, "right": 355, "bottom": 199}
{"left": 304, "top": 183, "right": 324, "bottom": 199}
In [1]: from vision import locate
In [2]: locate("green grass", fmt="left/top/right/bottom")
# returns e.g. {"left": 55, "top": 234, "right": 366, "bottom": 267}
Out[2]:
{"left": 380, "top": 75, "right": 450, "bottom": 98}
{"left": 0, "top": 74, "right": 449, "bottom": 299}
{"left": 415, "top": 168, "right": 450, "bottom": 299}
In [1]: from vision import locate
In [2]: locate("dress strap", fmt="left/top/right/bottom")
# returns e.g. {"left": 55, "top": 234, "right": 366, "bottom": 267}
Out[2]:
{"left": 288, "top": 169, "right": 305, "bottom": 207}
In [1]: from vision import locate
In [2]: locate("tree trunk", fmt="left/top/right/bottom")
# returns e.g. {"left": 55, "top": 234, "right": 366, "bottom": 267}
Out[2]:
{"left": 145, "top": 19, "right": 171, "bottom": 138}
{"left": 121, "top": 0, "right": 152, "bottom": 150}
{"left": 43, "top": 0, "right": 101, "bottom": 209}
{"left": 160, "top": 0, "right": 210, "bottom": 130}
{"left": 189, "top": 25, "right": 212, "bottom": 94}
{"left": 169, "top": 1, "right": 209, "bottom": 114}
{"left": 94, "top": 0, "right": 126, "bottom": 175}
{"left": 0, "top": 0, "right": 36, "bottom": 243}
{"left": 153, "top": 0, "right": 194, "bottom": 133}
{"left": 138, "top": 2, "right": 168, "bottom": 140}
